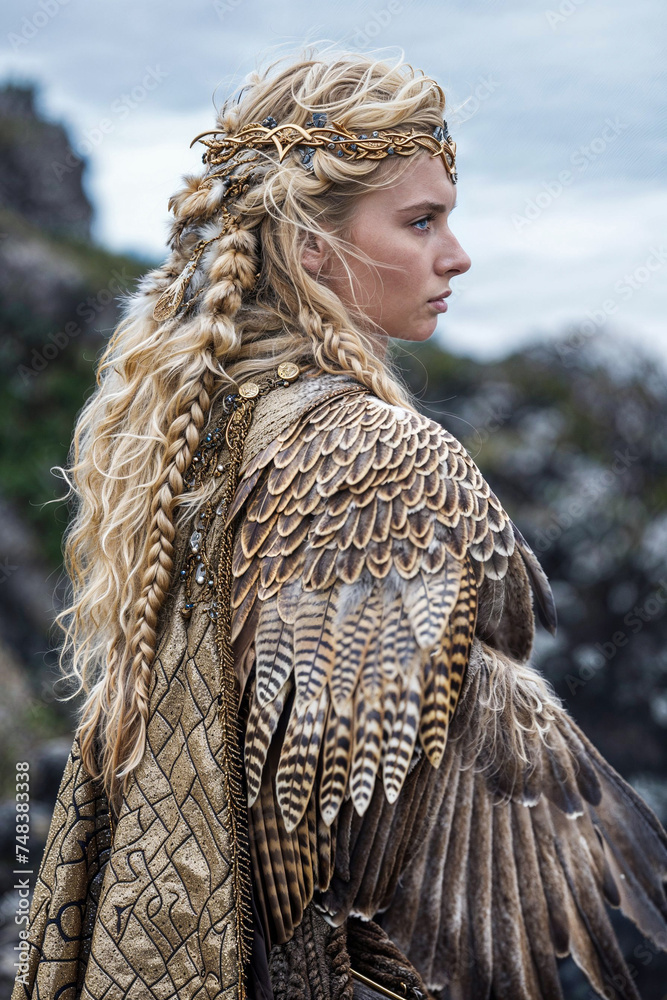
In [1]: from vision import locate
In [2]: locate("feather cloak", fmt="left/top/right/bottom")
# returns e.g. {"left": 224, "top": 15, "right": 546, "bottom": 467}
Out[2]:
{"left": 11, "top": 369, "right": 667, "bottom": 1000}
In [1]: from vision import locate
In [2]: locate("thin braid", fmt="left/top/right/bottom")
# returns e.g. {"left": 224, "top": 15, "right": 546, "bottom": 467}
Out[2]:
{"left": 298, "top": 306, "right": 413, "bottom": 409}
{"left": 81, "top": 378, "right": 213, "bottom": 803}
{"left": 127, "top": 386, "right": 209, "bottom": 702}
{"left": 94, "top": 213, "right": 260, "bottom": 803}
{"left": 202, "top": 222, "right": 260, "bottom": 318}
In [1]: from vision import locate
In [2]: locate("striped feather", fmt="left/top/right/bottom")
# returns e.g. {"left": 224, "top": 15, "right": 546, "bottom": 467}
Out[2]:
{"left": 403, "top": 558, "right": 463, "bottom": 649}
{"left": 292, "top": 587, "right": 338, "bottom": 703}
{"left": 276, "top": 687, "right": 329, "bottom": 832}
{"left": 350, "top": 631, "right": 385, "bottom": 815}
{"left": 330, "top": 588, "right": 381, "bottom": 709}
{"left": 319, "top": 699, "right": 353, "bottom": 826}
{"left": 245, "top": 675, "right": 293, "bottom": 806}
{"left": 255, "top": 600, "right": 294, "bottom": 707}
{"left": 382, "top": 653, "right": 423, "bottom": 803}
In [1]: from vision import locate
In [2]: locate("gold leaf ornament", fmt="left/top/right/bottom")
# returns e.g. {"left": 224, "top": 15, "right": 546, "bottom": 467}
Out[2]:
{"left": 152, "top": 251, "right": 205, "bottom": 322}
{"left": 152, "top": 209, "right": 241, "bottom": 323}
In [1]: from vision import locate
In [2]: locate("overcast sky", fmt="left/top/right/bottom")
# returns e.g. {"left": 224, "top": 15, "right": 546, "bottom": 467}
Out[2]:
{"left": 2, "top": 0, "right": 666, "bottom": 365}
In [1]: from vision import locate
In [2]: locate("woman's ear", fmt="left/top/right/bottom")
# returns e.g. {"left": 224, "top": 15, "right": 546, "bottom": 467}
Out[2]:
{"left": 302, "top": 231, "right": 330, "bottom": 276}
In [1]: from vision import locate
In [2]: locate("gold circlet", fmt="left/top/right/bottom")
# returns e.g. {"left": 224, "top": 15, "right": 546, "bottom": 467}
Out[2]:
{"left": 190, "top": 114, "right": 457, "bottom": 182}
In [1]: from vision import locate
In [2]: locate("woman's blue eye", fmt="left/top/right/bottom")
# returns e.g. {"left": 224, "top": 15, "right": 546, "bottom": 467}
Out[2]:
{"left": 413, "top": 214, "right": 434, "bottom": 231}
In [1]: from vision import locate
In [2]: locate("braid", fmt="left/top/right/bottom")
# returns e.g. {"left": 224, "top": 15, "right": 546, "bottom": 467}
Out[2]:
{"left": 299, "top": 305, "right": 413, "bottom": 410}
{"left": 202, "top": 223, "right": 260, "bottom": 318}
{"left": 80, "top": 375, "right": 214, "bottom": 804}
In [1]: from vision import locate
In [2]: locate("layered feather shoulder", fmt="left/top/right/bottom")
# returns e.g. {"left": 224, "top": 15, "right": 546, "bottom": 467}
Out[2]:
{"left": 228, "top": 388, "right": 553, "bottom": 943}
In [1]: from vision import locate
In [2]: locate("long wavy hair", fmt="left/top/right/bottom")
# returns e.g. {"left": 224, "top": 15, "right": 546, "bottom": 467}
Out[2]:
{"left": 56, "top": 44, "right": 454, "bottom": 810}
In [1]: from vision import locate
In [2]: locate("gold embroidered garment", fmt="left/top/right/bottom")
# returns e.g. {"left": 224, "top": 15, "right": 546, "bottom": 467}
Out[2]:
{"left": 12, "top": 370, "right": 667, "bottom": 1000}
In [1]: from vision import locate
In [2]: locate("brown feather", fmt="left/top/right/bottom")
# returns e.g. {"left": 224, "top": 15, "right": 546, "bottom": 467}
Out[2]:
{"left": 276, "top": 687, "right": 329, "bottom": 833}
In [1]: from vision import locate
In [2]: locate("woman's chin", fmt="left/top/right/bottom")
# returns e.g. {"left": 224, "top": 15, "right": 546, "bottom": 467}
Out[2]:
{"left": 392, "top": 319, "right": 438, "bottom": 343}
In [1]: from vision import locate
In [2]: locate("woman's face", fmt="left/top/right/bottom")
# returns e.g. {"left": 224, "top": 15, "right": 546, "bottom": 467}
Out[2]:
{"left": 305, "top": 152, "right": 471, "bottom": 346}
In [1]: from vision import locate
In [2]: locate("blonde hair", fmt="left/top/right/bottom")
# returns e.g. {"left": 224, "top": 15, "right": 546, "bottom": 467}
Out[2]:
{"left": 56, "top": 44, "right": 453, "bottom": 810}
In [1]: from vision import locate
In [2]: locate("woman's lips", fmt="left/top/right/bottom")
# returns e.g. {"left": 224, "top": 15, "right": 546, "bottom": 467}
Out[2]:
{"left": 428, "top": 296, "right": 449, "bottom": 313}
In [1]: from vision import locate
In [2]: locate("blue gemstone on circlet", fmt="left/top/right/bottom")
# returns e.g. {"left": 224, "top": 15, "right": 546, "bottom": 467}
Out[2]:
{"left": 350, "top": 143, "right": 357, "bottom": 151}
{"left": 372, "top": 131, "right": 379, "bottom": 137}
{"left": 312, "top": 112, "right": 327, "bottom": 126}
{"left": 387, "top": 147, "right": 394, "bottom": 154}
{"left": 262, "top": 116, "right": 278, "bottom": 129}
{"left": 358, "top": 134, "right": 367, "bottom": 140}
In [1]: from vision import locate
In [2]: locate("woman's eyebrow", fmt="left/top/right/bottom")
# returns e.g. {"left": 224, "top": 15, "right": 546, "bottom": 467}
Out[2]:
{"left": 397, "top": 198, "right": 457, "bottom": 214}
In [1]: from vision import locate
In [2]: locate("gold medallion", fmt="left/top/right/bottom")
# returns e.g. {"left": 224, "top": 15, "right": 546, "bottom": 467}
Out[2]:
{"left": 277, "top": 362, "right": 300, "bottom": 382}
{"left": 238, "top": 380, "right": 260, "bottom": 399}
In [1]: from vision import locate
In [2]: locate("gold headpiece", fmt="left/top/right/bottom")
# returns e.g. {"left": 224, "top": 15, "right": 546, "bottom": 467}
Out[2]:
{"left": 153, "top": 112, "right": 456, "bottom": 323}
{"left": 191, "top": 111, "right": 457, "bottom": 184}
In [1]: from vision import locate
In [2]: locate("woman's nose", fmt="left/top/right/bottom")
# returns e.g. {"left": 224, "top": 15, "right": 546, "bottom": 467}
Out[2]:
{"left": 456, "top": 243, "right": 472, "bottom": 275}
{"left": 438, "top": 234, "right": 471, "bottom": 277}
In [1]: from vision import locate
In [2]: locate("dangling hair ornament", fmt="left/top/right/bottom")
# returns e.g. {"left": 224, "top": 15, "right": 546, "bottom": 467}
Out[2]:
{"left": 153, "top": 112, "right": 456, "bottom": 323}
{"left": 152, "top": 164, "right": 258, "bottom": 322}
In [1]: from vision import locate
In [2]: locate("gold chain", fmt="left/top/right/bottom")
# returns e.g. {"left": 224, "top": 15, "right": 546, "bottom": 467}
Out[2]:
{"left": 180, "top": 362, "right": 300, "bottom": 999}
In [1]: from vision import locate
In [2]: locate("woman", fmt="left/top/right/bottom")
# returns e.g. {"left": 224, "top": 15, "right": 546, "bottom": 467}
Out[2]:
{"left": 14, "top": 48, "right": 667, "bottom": 1000}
